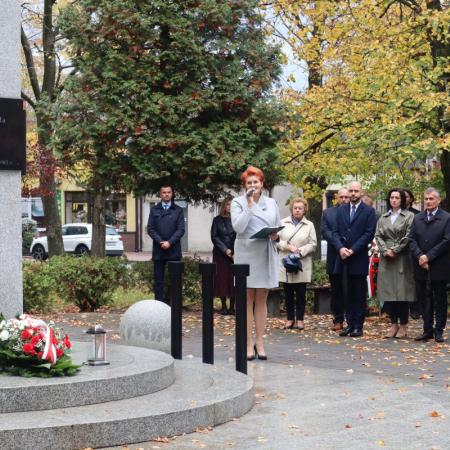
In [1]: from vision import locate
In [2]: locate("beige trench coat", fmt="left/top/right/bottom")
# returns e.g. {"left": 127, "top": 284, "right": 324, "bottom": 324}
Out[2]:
{"left": 277, "top": 216, "right": 317, "bottom": 283}
{"left": 375, "top": 210, "right": 415, "bottom": 303}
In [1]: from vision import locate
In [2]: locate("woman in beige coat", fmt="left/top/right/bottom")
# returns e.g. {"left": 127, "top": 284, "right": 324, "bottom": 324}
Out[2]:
{"left": 375, "top": 189, "right": 415, "bottom": 338}
{"left": 277, "top": 198, "right": 317, "bottom": 330}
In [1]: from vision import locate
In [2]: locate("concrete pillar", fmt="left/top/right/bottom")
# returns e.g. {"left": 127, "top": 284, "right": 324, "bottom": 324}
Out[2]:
{"left": 0, "top": 0, "right": 23, "bottom": 318}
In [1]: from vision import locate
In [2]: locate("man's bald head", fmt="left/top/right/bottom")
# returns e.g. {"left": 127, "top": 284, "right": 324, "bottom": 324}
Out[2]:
{"left": 336, "top": 188, "right": 350, "bottom": 205}
{"left": 348, "top": 182, "right": 362, "bottom": 204}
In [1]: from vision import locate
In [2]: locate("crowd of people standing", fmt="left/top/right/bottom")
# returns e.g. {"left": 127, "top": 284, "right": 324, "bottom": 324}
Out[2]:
{"left": 147, "top": 166, "right": 450, "bottom": 362}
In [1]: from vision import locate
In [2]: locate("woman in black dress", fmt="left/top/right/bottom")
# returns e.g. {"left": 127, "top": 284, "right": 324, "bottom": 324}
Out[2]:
{"left": 211, "top": 197, "right": 236, "bottom": 314}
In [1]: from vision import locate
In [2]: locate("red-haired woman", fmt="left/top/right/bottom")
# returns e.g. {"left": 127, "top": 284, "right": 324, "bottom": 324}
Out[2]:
{"left": 231, "top": 166, "right": 281, "bottom": 361}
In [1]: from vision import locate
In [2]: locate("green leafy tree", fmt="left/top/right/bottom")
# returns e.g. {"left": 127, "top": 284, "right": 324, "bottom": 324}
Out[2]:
{"left": 268, "top": 0, "right": 449, "bottom": 205}
{"left": 52, "top": 0, "right": 286, "bottom": 255}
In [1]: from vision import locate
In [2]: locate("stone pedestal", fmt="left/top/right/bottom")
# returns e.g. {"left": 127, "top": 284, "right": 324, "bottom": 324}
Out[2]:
{"left": 0, "top": 0, "right": 23, "bottom": 317}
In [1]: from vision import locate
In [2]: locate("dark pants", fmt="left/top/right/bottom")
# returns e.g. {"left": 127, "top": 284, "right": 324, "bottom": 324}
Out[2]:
{"left": 329, "top": 274, "right": 345, "bottom": 324}
{"left": 385, "top": 302, "right": 409, "bottom": 325}
{"left": 283, "top": 282, "right": 307, "bottom": 321}
{"left": 153, "top": 259, "right": 179, "bottom": 303}
{"left": 409, "top": 283, "right": 422, "bottom": 318}
{"left": 344, "top": 275, "right": 367, "bottom": 331}
{"left": 416, "top": 280, "right": 448, "bottom": 334}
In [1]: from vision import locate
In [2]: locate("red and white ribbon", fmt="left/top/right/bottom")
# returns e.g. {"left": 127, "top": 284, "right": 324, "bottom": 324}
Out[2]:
{"left": 16, "top": 315, "right": 57, "bottom": 365}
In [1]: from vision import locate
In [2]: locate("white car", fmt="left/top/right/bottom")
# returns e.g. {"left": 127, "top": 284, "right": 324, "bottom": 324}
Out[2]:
{"left": 30, "top": 223, "right": 124, "bottom": 260}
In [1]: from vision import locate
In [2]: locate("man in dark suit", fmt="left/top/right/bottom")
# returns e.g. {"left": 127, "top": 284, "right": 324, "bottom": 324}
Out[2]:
{"left": 331, "top": 181, "right": 377, "bottom": 337}
{"left": 409, "top": 188, "right": 450, "bottom": 343}
{"left": 147, "top": 185, "right": 185, "bottom": 303}
{"left": 321, "top": 188, "right": 350, "bottom": 331}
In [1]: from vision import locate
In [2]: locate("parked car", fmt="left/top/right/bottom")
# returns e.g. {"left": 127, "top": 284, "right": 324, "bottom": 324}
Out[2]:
{"left": 30, "top": 224, "right": 124, "bottom": 260}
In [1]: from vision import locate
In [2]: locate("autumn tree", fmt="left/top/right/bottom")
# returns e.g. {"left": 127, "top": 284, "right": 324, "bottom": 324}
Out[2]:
{"left": 268, "top": 1, "right": 449, "bottom": 206}
{"left": 21, "top": 0, "right": 71, "bottom": 256}
{"left": 52, "top": 0, "right": 286, "bottom": 255}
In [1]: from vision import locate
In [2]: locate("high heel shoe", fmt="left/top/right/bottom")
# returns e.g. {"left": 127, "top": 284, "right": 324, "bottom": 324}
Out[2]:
{"left": 247, "top": 347, "right": 255, "bottom": 361}
{"left": 396, "top": 325, "right": 408, "bottom": 338}
{"left": 383, "top": 324, "right": 399, "bottom": 339}
{"left": 283, "top": 321, "right": 294, "bottom": 329}
{"left": 254, "top": 345, "right": 267, "bottom": 361}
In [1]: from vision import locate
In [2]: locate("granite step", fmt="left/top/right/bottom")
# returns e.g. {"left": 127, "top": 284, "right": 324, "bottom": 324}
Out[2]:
{"left": 0, "top": 343, "right": 174, "bottom": 413}
{"left": 0, "top": 360, "right": 254, "bottom": 450}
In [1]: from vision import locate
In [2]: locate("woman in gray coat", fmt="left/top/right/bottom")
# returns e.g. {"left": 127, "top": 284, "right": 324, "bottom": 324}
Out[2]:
{"left": 375, "top": 189, "right": 415, "bottom": 338}
{"left": 231, "top": 166, "right": 280, "bottom": 361}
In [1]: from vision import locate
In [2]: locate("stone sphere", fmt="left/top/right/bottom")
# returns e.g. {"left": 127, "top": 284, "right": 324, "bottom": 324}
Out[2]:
{"left": 120, "top": 300, "right": 171, "bottom": 353}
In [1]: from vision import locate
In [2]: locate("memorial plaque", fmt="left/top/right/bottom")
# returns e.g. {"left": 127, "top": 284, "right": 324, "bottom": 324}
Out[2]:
{"left": 0, "top": 98, "right": 26, "bottom": 173}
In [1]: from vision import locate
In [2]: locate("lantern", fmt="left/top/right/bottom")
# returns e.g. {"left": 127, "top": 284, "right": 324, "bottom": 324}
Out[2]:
{"left": 86, "top": 324, "right": 109, "bottom": 366}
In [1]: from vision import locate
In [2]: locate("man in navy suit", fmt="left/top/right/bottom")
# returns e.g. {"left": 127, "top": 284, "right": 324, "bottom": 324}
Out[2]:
{"left": 331, "top": 181, "right": 377, "bottom": 337}
{"left": 409, "top": 188, "right": 450, "bottom": 342}
{"left": 147, "top": 185, "right": 185, "bottom": 303}
{"left": 321, "top": 188, "right": 350, "bottom": 331}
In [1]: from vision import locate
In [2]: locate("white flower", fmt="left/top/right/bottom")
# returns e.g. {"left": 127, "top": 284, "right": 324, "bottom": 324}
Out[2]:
{"left": 0, "top": 330, "right": 10, "bottom": 341}
{"left": 0, "top": 320, "right": 6, "bottom": 328}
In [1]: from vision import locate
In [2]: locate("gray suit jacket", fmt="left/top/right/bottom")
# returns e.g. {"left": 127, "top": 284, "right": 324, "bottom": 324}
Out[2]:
{"left": 231, "top": 194, "right": 280, "bottom": 288}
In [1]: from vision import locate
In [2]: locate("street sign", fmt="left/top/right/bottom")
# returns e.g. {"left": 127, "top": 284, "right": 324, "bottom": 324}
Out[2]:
{"left": 0, "top": 98, "right": 26, "bottom": 173}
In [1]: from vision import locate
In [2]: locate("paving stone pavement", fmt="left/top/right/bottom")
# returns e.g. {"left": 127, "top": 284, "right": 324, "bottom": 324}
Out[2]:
{"left": 50, "top": 311, "right": 450, "bottom": 450}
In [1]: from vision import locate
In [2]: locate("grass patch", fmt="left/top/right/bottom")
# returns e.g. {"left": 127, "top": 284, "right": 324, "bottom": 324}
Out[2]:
{"left": 109, "top": 286, "right": 153, "bottom": 311}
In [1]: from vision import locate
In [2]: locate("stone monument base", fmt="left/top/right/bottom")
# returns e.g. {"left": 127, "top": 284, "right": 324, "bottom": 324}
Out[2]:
{"left": 0, "top": 343, "right": 254, "bottom": 450}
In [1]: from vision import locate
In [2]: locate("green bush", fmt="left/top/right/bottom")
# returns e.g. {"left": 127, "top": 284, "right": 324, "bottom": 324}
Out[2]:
{"left": 311, "top": 259, "right": 329, "bottom": 286}
{"left": 128, "top": 256, "right": 203, "bottom": 305}
{"left": 23, "top": 261, "right": 55, "bottom": 313}
{"left": 22, "top": 219, "right": 37, "bottom": 255}
{"left": 127, "top": 261, "right": 152, "bottom": 290}
{"left": 49, "top": 256, "right": 129, "bottom": 311}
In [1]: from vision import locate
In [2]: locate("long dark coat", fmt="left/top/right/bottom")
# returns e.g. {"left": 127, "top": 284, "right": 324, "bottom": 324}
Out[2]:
{"left": 321, "top": 205, "right": 339, "bottom": 275}
{"left": 408, "top": 208, "right": 450, "bottom": 281}
{"left": 330, "top": 202, "right": 377, "bottom": 276}
{"left": 375, "top": 210, "right": 415, "bottom": 302}
{"left": 147, "top": 203, "right": 185, "bottom": 261}
{"left": 211, "top": 216, "right": 236, "bottom": 256}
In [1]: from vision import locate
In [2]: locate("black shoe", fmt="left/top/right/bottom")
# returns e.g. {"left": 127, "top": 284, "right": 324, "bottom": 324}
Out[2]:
{"left": 254, "top": 345, "right": 267, "bottom": 360}
{"left": 414, "top": 332, "right": 434, "bottom": 341}
{"left": 219, "top": 307, "right": 228, "bottom": 315}
{"left": 410, "top": 313, "right": 420, "bottom": 320}
{"left": 228, "top": 308, "right": 235, "bottom": 316}
{"left": 350, "top": 329, "right": 363, "bottom": 337}
{"left": 435, "top": 332, "right": 445, "bottom": 343}
{"left": 339, "top": 326, "right": 354, "bottom": 337}
{"left": 247, "top": 348, "right": 255, "bottom": 361}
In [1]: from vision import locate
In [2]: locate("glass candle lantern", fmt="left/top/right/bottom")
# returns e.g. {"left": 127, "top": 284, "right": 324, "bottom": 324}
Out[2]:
{"left": 86, "top": 324, "right": 109, "bottom": 366}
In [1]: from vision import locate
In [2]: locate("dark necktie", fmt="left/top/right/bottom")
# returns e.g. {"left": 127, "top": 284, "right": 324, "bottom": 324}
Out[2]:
{"left": 427, "top": 212, "right": 432, "bottom": 222}
{"left": 350, "top": 205, "right": 356, "bottom": 222}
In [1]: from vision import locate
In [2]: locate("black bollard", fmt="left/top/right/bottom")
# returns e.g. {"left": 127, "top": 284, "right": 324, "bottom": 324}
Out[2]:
{"left": 232, "top": 264, "right": 249, "bottom": 374}
{"left": 199, "top": 262, "right": 216, "bottom": 365}
{"left": 169, "top": 261, "right": 184, "bottom": 360}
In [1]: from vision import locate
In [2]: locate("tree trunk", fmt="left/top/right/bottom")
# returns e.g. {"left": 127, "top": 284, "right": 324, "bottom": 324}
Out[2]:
{"left": 37, "top": 134, "right": 64, "bottom": 257}
{"left": 426, "top": 0, "right": 450, "bottom": 208}
{"left": 91, "top": 190, "right": 106, "bottom": 257}
{"left": 441, "top": 150, "right": 450, "bottom": 211}
{"left": 308, "top": 197, "right": 323, "bottom": 260}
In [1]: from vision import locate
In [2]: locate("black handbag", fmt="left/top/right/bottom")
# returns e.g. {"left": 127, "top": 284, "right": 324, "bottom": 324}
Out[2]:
{"left": 282, "top": 253, "right": 303, "bottom": 273}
